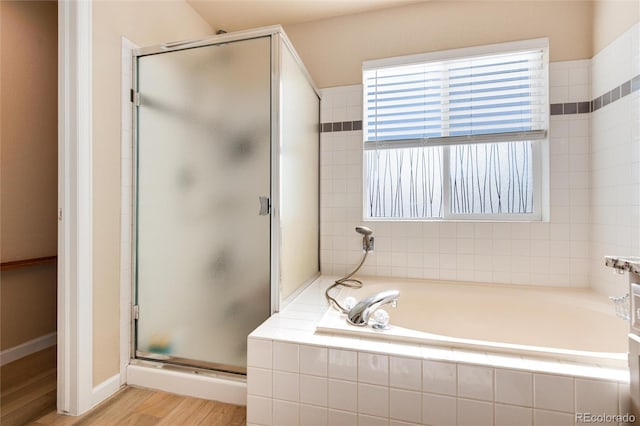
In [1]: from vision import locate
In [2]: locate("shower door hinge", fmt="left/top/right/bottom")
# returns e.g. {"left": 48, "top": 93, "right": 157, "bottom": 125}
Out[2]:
{"left": 259, "top": 196, "right": 270, "bottom": 216}
{"left": 133, "top": 305, "right": 139, "bottom": 320}
{"left": 130, "top": 89, "right": 141, "bottom": 106}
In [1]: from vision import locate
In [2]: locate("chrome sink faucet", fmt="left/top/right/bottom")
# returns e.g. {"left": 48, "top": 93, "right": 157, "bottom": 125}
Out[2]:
{"left": 347, "top": 290, "right": 399, "bottom": 326}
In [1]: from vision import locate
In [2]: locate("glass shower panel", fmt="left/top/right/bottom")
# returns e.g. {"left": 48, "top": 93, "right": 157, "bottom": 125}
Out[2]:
{"left": 279, "top": 42, "right": 320, "bottom": 301}
{"left": 135, "top": 36, "right": 271, "bottom": 372}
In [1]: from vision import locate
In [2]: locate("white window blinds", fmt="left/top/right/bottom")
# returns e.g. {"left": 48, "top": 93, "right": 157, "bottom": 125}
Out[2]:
{"left": 364, "top": 44, "right": 548, "bottom": 149}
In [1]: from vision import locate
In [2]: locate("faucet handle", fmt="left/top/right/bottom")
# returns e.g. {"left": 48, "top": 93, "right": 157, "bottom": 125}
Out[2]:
{"left": 372, "top": 309, "right": 390, "bottom": 329}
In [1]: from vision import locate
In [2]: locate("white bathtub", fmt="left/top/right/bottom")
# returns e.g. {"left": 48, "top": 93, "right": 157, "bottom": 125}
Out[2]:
{"left": 317, "top": 277, "right": 629, "bottom": 367}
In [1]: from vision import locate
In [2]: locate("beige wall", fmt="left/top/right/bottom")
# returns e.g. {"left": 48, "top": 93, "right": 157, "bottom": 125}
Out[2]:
{"left": 1, "top": 266, "right": 57, "bottom": 350}
{"left": 0, "top": 1, "right": 57, "bottom": 350}
{"left": 285, "top": 0, "right": 594, "bottom": 88}
{"left": 1, "top": 0, "right": 58, "bottom": 261}
{"left": 593, "top": 0, "right": 640, "bottom": 55}
{"left": 91, "top": 1, "right": 211, "bottom": 386}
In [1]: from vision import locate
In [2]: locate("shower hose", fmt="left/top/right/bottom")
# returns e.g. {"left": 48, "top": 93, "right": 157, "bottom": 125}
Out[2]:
{"left": 324, "top": 249, "right": 369, "bottom": 314}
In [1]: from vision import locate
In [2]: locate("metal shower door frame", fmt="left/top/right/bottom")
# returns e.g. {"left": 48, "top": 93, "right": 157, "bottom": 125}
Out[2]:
{"left": 130, "top": 27, "right": 288, "bottom": 375}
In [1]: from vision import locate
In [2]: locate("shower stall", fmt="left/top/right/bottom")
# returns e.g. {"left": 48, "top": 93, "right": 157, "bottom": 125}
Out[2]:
{"left": 132, "top": 26, "right": 319, "bottom": 375}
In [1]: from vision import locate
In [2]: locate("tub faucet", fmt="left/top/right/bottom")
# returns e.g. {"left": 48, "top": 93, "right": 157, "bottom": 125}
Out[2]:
{"left": 347, "top": 290, "right": 399, "bottom": 326}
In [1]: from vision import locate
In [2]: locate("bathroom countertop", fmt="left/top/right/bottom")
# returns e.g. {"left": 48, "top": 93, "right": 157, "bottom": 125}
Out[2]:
{"left": 605, "top": 256, "right": 640, "bottom": 274}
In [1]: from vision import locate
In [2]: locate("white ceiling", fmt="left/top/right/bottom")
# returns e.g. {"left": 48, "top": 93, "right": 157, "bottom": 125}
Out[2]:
{"left": 187, "top": 0, "right": 427, "bottom": 32}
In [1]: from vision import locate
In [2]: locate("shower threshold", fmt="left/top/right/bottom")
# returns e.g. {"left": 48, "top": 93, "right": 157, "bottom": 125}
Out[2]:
{"left": 134, "top": 351, "right": 246, "bottom": 376}
{"left": 127, "top": 359, "right": 247, "bottom": 405}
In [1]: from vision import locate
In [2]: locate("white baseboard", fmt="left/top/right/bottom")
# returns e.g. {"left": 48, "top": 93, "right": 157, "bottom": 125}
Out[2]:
{"left": 126, "top": 364, "right": 247, "bottom": 406}
{"left": 0, "top": 332, "right": 57, "bottom": 366}
{"left": 92, "top": 373, "right": 122, "bottom": 407}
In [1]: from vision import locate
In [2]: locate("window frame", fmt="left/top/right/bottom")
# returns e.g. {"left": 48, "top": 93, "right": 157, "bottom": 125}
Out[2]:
{"left": 362, "top": 38, "right": 549, "bottom": 222}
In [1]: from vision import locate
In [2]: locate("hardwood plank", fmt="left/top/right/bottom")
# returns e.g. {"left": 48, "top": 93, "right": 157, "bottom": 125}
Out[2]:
{"left": 229, "top": 405, "right": 247, "bottom": 425}
{"left": 73, "top": 387, "right": 153, "bottom": 425}
{"left": 31, "top": 387, "right": 247, "bottom": 426}
{"left": 155, "top": 397, "right": 219, "bottom": 425}
{"left": 112, "top": 412, "right": 159, "bottom": 426}
{"left": 1, "top": 346, "right": 56, "bottom": 392}
{"left": 133, "top": 388, "right": 187, "bottom": 418}
{"left": 1, "top": 369, "right": 56, "bottom": 415}
{"left": 199, "top": 402, "right": 246, "bottom": 425}
{"left": 1, "top": 389, "right": 57, "bottom": 426}
{"left": 27, "top": 410, "right": 80, "bottom": 426}
{"left": 1, "top": 368, "right": 56, "bottom": 400}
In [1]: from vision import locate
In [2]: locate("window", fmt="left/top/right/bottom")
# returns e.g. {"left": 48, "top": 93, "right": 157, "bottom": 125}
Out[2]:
{"left": 363, "top": 39, "right": 548, "bottom": 220}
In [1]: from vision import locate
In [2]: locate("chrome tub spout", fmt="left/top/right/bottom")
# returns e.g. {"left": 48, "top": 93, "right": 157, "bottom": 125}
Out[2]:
{"left": 347, "top": 290, "right": 399, "bottom": 326}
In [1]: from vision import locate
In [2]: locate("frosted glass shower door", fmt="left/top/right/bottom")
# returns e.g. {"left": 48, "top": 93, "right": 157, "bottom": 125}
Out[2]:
{"left": 135, "top": 36, "right": 271, "bottom": 373}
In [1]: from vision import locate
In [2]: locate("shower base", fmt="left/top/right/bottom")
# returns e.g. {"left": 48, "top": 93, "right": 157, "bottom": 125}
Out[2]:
{"left": 126, "top": 360, "right": 246, "bottom": 405}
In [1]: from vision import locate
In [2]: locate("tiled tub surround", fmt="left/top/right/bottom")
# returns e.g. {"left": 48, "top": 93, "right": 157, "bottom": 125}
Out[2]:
{"left": 590, "top": 23, "right": 640, "bottom": 297}
{"left": 320, "top": 60, "right": 594, "bottom": 288}
{"left": 320, "top": 39, "right": 639, "bottom": 292}
{"left": 247, "top": 276, "right": 630, "bottom": 426}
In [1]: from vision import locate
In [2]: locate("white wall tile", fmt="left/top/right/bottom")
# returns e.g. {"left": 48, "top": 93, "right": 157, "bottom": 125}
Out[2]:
{"left": 247, "top": 367, "right": 273, "bottom": 398}
{"left": 619, "top": 383, "right": 632, "bottom": 421}
{"left": 248, "top": 338, "right": 272, "bottom": 369}
{"left": 457, "top": 364, "right": 494, "bottom": 402}
{"left": 273, "top": 341, "right": 299, "bottom": 373}
{"left": 300, "top": 344, "right": 328, "bottom": 377}
{"left": 389, "top": 388, "right": 422, "bottom": 423}
{"left": 329, "top": 348, "right": 358, "bottom": 381}
{"left": 534, "top": 373, "right": 574, "bottom": 413}
{"left": 328, "top": 379, "right": 357, "bottom": 412}
{"left": 358, "top": 352, "right": 389, "bottom": 386}
{"left": 549, "top": 64, "right": 569, "bottom": 87}
{"left": 328, "top": 408, "right": 358, "bottom": 426}
{"left": 457, "top": 399, "right": 493, "bottom": 426}
{"left": 247, "top": 395, "right": 273, "bottom": 426}
{"left": 534, "top": 409, "right": 574, "bottom": 426}
{"left": 273, "top": 371, "right": 299, "bottom": 402}
{"left": 300, "top": 374, "right": 328, "bottom": 407}
{"left": 423, "top": 360, "right": 457, "bottom": 396}
{"left": 575, "top": 378, "right": 619, "bottom": 416}
{"left": 358, "top": 414, "right": 389, "bottom": 426}
{"left": 592, "top": 23, "right": 639, "bottom": 95}
{"left": 358, "top": 383, "right": 389, "bottom": 418}
{"left": 389, "top": 420, "right": 420, "bottom": 426}
{"left": 495, "top": 369, "right": 533, "bottom": 406}
{"left": 590, "top": 24, "right": 640, "bottom": 296}
{"left": 273, "top": 399, "right": 298, "bottom": 426}
{"left": 423, "top": 393, "right": 456, "bottom": 426}
{"left": 390, "top": 356, "right": 422, "bottom": 391}
{"left": 300, "top": 404, "right": 328, "bottom": 426}
{"left": 495, "top": 404, "right": 533, "bottom": 426}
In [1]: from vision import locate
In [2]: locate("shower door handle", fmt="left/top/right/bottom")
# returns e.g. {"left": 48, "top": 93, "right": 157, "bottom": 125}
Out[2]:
{"left": 259, "top": 196, "right": 270, "bottom": 215}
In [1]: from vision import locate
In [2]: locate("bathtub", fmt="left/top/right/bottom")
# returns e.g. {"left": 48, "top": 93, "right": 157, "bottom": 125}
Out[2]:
{"left": 317, "top": 277, "right": 629, "bottom": 367}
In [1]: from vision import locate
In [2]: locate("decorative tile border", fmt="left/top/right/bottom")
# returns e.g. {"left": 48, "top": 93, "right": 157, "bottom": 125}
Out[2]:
{"left": 550, "top": 73, "right": 640, "bottom": 116}
{"left": 320, "top": 120, "right": 362, "bottom": 133}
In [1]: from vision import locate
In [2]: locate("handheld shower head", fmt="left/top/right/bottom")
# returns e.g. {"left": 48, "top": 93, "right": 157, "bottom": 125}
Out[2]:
{"left": 325, "top": 224, "right": 375, "bottom": 313}
{"left": 355, "top": 226, "right": 374, "bottom": 252}
{"left": 355, "top": 226, "right": 373, "bottom": 236}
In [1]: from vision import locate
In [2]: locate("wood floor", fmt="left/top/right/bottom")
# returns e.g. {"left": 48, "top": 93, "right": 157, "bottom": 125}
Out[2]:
{"left": 1, "top": 347, "right": 246, "bottom": 426}
{"left": 1, "top": 346, "right": 57, "bottom": 426}
{"left": 30, "top": 387, "right": 247, "bottom": 426}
